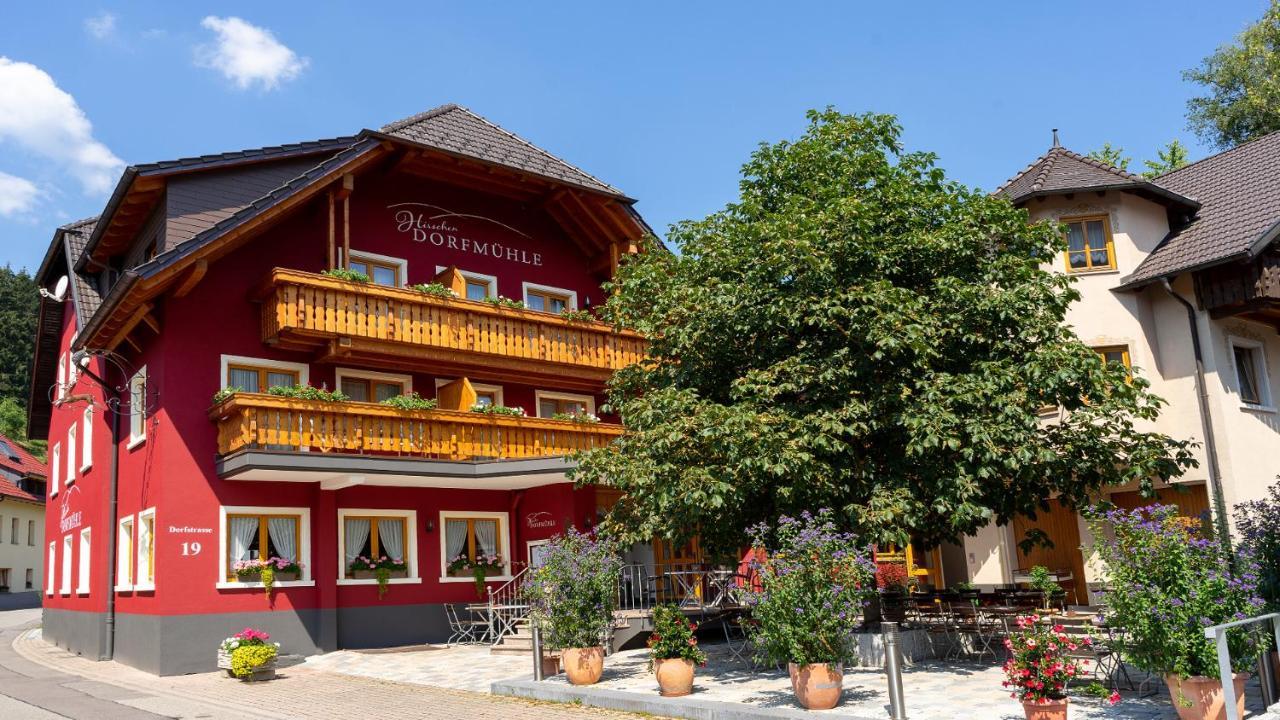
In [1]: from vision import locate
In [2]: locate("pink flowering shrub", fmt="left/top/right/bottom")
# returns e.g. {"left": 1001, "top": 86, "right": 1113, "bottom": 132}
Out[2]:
{"left": 1001, "top": 616, "right": 1116, "bottom": 706}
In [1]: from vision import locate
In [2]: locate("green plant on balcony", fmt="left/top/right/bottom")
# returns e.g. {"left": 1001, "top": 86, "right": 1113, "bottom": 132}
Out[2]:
{"left": 409, "top": 282, "right": 457, "bottom": 298}
{"left": 470, "top": 403, "right": 526, "bottom": 417}
{"left": 322, "top": 268, "right": 371, "bottom": 283}
{"left": 213, "top": 387, "right": 242, "bottom": 405}
{"left": 481, "top": 295, "right": 525, "bottom": 310}
{"left": 551, "top": 410, "right": 600, "bottom": 423}
{"left": 560, "top": 309, "right": 594, "bottom": 323}
{"left": 266, "top": 385, "right": 349, "bottom": 403}
{"left": 380, "top": 393, "right": 439, "bottom": 411}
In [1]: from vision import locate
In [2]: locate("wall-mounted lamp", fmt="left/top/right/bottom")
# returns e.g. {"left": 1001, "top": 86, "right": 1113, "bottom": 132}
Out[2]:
{"left": 425, "top": 520, "right": 435, "bottom": 533}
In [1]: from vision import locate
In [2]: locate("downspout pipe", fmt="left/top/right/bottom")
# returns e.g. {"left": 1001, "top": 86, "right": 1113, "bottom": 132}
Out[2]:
{"left": 75, "top": 356, "right": 122, "bottom": 660}
{"left": 1159, "top": 279, "right": 1233, "bottom": 555}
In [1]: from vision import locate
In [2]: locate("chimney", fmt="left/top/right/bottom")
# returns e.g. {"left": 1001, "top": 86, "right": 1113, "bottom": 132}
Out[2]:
{"left": 1052, "top": 129, "right": 1061, "bottom": 148}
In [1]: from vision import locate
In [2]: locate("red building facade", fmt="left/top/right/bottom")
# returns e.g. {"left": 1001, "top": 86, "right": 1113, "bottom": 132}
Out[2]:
{"left": 28, "top": 105, "right": 647, "bottom": 674}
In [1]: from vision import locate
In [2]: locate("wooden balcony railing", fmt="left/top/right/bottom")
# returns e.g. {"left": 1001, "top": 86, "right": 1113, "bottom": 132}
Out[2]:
{"left": 211, "top": 392, "right": 624, "bottom": 460}
{"left": 259, "top": 269, "right": 646, "bottom": 388}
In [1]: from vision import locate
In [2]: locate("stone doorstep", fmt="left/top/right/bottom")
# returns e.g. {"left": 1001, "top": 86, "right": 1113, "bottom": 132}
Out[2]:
{"left": 493, "top": 678, "right": 885, "bottom": 720}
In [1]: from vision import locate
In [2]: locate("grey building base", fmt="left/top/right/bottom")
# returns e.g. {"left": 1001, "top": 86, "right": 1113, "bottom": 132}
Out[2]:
{"left": 42, "top": 602, "right": 455, "bottom": 676}
{"left": 0, "top": 591, "right": 42, "bottom": 611}
{"left": 492, "top": 678, "right": 884, "bottom": 720}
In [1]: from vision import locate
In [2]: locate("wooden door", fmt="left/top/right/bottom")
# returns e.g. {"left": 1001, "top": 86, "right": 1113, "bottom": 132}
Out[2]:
{"left": 1012, "top": 499, "right": 1087, "bottom": 604}
{"left": 653, "top": 537, "right": 703, "bottom": 601}
{"left": 1109, "top": 485, "right": 1210, "bottom": 522}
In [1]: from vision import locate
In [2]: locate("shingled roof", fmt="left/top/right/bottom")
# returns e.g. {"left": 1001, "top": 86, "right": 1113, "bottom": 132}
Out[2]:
{"left": 996, "top": 146, "right": 1198, "bottom": 212}
{"left": 1121, "top": 130, "right": 1280, "bottom": 288}
{"left": 379, "top": 104, "right": 625, "bottom": 198}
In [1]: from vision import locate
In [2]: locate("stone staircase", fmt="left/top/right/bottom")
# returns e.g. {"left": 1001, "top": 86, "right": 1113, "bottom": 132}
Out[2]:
{"left": 489, "top": 611, "right": 654, "bottom": 656}
{"left": 489, "top": 618, "right": 536, "bottom": 655}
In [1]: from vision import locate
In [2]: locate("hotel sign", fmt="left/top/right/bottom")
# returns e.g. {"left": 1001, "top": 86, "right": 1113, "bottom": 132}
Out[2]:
{"left": 59, "top": 485, "right": 82, "bottom": 533}
{"left": 525, "top": 511, "right": 556, "bottom": 530}
{"left": 389, "top": 202, "right": 543, "bottom": 267}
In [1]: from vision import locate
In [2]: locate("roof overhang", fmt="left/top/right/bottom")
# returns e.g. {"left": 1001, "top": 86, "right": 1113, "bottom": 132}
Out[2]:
{"left": 1014, "top": 182, "right": 1201, "bottom": 215}
{"left": 216, "top": 450, "right": 575, "bottom": 490}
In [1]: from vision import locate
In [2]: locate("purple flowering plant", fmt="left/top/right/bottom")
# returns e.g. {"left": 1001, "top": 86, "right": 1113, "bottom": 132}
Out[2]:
{"left": 743, "top": 509, "right": 877, "bottom": 666}
{"left": 523, "top": 527, "right": 622, "bottom": 649}
{"left": 1232, "top": 480, "right": 1280, "bottom": 614}
{"left": 1084, "top": 504, "right": 1264, "bottom": 677}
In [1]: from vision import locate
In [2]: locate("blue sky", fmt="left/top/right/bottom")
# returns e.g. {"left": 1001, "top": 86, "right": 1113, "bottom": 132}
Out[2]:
{"left": 0, "top": 1, "right": 1268, "bottom": 273}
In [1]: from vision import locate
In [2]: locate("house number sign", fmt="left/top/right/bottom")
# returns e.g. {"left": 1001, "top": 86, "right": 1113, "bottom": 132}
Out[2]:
{"left": 169, "top": 525, "right": 213, "bottom": 557}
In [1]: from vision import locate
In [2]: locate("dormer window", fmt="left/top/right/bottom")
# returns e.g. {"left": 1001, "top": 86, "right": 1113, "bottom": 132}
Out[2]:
{"left": 1062, "top": 215, "right": 1114, "bottom": 273}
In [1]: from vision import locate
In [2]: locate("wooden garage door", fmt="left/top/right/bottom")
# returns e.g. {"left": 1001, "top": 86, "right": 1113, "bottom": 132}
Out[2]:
{"left": 1012, "top": 499, "right": 1088, "bottom": 605}
{"left": 1109, "top": 484, "right": 1210, "bottom": 521}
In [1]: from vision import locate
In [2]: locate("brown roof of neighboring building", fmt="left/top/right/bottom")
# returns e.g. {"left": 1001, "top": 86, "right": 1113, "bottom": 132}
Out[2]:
{"left": 996, "top": 146, "right": 1199, "bottom": 212}
{"left": 379, "top": 104, "right": 626, "bottom": 198}
{"left": 1121, "top": 130, "right": 1280, "bottom": 287}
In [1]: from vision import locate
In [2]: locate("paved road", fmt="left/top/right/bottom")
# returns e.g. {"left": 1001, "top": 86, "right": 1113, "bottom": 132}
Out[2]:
{"left": 0, "top": 608, "right": 650, "bottom": 720}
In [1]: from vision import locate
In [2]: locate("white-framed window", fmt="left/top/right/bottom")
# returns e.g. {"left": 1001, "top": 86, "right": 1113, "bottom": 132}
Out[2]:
{"left": 46, "top": 541, "right": 55, "bottom": 595}
{"left": 65, "top": 425, "right": 76, "bottom": 486}
{"left": 521, "top": 282, "right": 578, "bottom": 315}
{"left": 335, "top": 368, "right": 412, "bottom": 403}
{"left": 535, "top": 390, "right": 596, "bottom": 419}
{"left": 57, "top": 353, "right": 67, "bottom": 401}
{"left": 77, "top": 528, "right": 91, "bottom": 595}
{"left": 50, "top": 442, "right": 60, "bottom": 496}
{"left": 81, "top": 406, "right": 93, "bottom": 472}
{"left": 337, "top": 509, "right": 419, "bottom": 585}
{"left": 116, "top": 516, "right": 134, "bottom": 590}
{"left": 1229, "top": 336, "right": 1274, "bottom": 411}
{"left": 127, "top": 366, "right": 146, "bottom": 449}
{"left": 135, "top": 508, "right": 155, "bottom": 590}
{"left": 60, "top": 535, "right": 72, "bottom": 596}
{"left": 434, "top": 378, "right": 504, "bottom": 408}
{"left": 439, "top": 511, "right": 512, "bottom": 583}
{"left": 217, "top": 505, "right": 313, "bottom": 589}
{"left": 220, "top": 355, "right": 309, "bottom": 393}
{"left": 349, "top": 250, "right": 407, "bottom": 287}
{"left": 436, "top": 266, "right": 497, "bottom": 301}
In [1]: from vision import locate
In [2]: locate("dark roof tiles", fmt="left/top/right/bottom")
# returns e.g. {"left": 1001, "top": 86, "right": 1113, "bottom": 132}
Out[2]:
{"left": 996, "top": 146, "right": 1196, "bottom": 211}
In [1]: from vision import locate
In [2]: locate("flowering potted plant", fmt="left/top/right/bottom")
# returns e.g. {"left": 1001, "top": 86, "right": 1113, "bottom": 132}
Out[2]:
{"left": 1002, "top": 615, "right": 1113, "bottom": 719}
{"left": 1234, "top": 481, "right": 1280, "bottom": 688}
{"left": 647, "top": 604, "right": 707, "bottom": 696}
{"left": 447, "top": 553, "right": 505, "bottom": 597}
{"left": 744, "top": 509, "right": 877, "bottom": 710}
{"left": 524, "top": 528, "right": 621, "bottom": 686}
{"left": 347, "top": 555, "right": 409, "bottom": 599}
{"left": 873, "top": 563, "right": 912, "bottom": 624}
{"left": 233, "top": 557, "right": 302, "bottom": 599}
{"left": 1026, "top": 565, "right": 1063, "bottom": 612}
{"left": 217, "top": 628, "right": 280, "bottom": 681}
{"left": 1085, "top": 505, "right": 1264, "bottom": 720}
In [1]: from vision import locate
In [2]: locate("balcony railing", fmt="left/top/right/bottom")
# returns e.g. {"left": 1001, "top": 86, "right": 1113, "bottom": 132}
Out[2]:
{"left": 210, "top": 392, "right": 624, "bottom": 460}
{"left": 259, "top": 269, "right": 646, "bottom": 387}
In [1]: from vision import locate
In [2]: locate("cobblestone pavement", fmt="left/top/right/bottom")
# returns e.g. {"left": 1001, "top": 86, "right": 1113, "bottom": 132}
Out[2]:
{"left": 10, "top": 628, "right": 653, "bottom": 720}
{"left": 302, "top": 642, "right": 529, "bottom": 693}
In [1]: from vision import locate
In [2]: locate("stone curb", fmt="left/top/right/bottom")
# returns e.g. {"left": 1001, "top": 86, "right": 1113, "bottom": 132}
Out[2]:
{"left": 492, "top": 678, "right": 886, "bottom": 720}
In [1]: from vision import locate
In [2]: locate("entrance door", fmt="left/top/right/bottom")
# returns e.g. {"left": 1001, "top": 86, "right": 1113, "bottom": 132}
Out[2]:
{"left": 653, "top": 537, "right": 703, "bottom": 601}
{"left": 1012, "top": 499, "right": 1087, "bottom": 605}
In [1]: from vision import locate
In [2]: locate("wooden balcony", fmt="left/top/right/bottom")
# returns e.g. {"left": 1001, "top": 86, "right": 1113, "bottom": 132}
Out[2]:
{"left": 259, "top": 269, "right": 646, "bottom": 389}
{"left": 1197, "top": 251, "right": 1280, "bottom": 330}
{"left": 211, "top": 392, "right": 624, "bottom": 461}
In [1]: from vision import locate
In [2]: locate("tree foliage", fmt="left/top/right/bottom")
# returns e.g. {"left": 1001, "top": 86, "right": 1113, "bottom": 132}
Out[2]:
{"left": 573, "top": 109, "right": 1196, "bottom": 552}
{"left": 1185, "top": 0, "right": 1280, "bottom": 148}
{"left": 1087, "top": 142, "right": 1131, "bottom": 170}
{"left": 1142, "top": 140, "right": 1190, "bottom": 178}
{"left": 0, "top": 265, "right": 37, "bottom": 408}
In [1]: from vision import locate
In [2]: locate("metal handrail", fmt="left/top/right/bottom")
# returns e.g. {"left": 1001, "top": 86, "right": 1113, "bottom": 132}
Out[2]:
{"left": 1203, "top": 611, "right": 1280, "bottom": 720}
{"left": 486, "top": 566, "right": 531, "bottom": 646}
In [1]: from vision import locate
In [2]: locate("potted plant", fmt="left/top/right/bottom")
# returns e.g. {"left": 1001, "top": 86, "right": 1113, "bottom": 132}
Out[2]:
{"left": 875, "top": 563, "right": 912, "bottom": 624}
{"left": 1234, "top": 480, "right": 1280, "bottom": 688}
{"left": 1025, "top": 565, "right": 1060, "bottom": 612}
{"left": 1085, "top": 505, "right": 1264, "bottom": 720}
{"left": 647, "top": 604, "right": 707, "bottom": 696}
{"left": 950, "top": 580, "right": 980, "bottom": 603}
{"left": 232, "top": 557, "right": 302, "bottom": 599}
{"left": 347, "top": 555, "right": 409, "bottom": 599}
{"left": 1002, "top": 615, "right": 1113, "bottom": 719}
{"left": 217, "top": 628, "right": 280, "bottom": 681}
{"left": 524, "top": 528, "right": 622, "bottom": 686}
{"left": 447, "top": 553, "right": 505, "bottom": 597}
{"left": 743, "top": 509, "right": 877, "bottom": 710}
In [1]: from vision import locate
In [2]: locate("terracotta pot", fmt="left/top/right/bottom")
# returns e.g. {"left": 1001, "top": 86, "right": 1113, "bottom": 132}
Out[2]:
{"left": 788, "top": 662, "right": 843, "bottom": 710}
{"left": 1164, "top": 673, "right": 1248, "bottom": 720}
{"left": 562, "top": 647, "right": 605, "bottom": 686}
{"left": 1022, "top": 698, "right": 1068, "bottom": 720}
{"left": 654, "top": 657, "right": 695, "bottom": 697}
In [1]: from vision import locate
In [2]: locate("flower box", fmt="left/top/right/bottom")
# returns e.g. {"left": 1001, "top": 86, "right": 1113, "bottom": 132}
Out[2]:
{"left": 351, "top": 569, "right": 408, "bottom": 581}
{"left": 234, "top": 570, "right": 300, "bottom": 584}
{"left": 216, "top": 649, "right": 277, "bottom": 681}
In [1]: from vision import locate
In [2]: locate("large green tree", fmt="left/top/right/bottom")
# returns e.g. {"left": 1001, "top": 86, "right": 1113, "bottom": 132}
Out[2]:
{"left": 0, "top": 266, "right": 38, "bottom": 407}
{"left": 574, "top": 110, "right": 1196, "bottom": 552}
{"left": 1185, "top": 0, "right": 1280, "bottom": 148}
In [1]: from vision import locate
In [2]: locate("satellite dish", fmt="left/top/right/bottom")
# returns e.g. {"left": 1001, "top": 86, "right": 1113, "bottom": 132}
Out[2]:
{"left": 52, "top": 276, "right": 69, "bottom": 302}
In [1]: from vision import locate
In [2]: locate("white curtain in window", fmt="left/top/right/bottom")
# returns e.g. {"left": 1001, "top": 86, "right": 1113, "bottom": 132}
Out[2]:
{"left": 377, "top": 518, "right": 404, "bottom": 561}
{"left": 229, "top": 368, "right": 260, "bottom": 392}
{"left": 267, "top": 517, "right": 297, "bottom": 561}
{"left": 230, "top": 517, "right": 258, "bottom": 562}
{"left": 445, "top": 520, "right": 468, "bottom": 561}
{"left": 475, "top": 520, "right": 497, "bottom": 558}
{"left": 344, "top": 518, "right": 371, "bottom": 565}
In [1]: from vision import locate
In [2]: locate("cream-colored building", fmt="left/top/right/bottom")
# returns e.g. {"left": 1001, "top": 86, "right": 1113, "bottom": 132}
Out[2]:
{"left": 943, "top": 135, "right": 1280, "bottom": 603}
{"left": 0, "top": 434, "right": 47, "bottom": 606}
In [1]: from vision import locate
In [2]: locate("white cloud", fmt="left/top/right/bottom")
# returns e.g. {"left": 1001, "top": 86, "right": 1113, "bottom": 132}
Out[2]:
{"left": 84, "top": 12, "right": 117, "bottom": 40}
{"left": 196, "top": 16, "right": 308, "bottom": 91}
{"left": 0, "top": 171, "right": 39, "bottom": 216}
{"left": 0, "top": 57, "right": 124, "bottom": 195}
